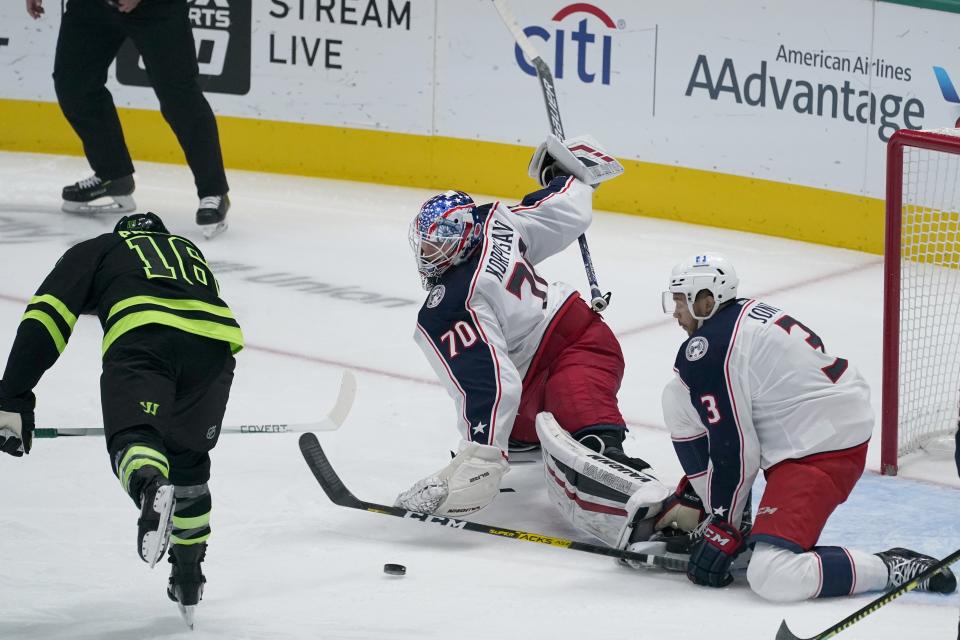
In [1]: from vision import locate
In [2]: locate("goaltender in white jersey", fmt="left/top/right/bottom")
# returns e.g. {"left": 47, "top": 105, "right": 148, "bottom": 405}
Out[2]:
{"left": 395, "top": 135, "right": 669, "bottom": 553}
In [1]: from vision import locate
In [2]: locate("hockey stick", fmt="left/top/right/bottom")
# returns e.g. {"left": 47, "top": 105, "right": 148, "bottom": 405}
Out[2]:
{"left": 299, "top": 432, "right": 671, "bottom": 569}
{"left": 34, "top": 370, "right": 358, "bottom": 439}
{"left": 775, "top": 547, "right": 960, "bottom": 640}
{"left": 490, "top": 0, "right": 612, "bottom": 313}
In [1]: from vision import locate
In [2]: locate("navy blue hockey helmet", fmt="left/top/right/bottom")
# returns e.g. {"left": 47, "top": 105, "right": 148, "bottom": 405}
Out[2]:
{"left": 408, "top": 190, "right": 482, "bottom": 290}
{"left": 114, "top": 212, "right": 169, "bottom": 235}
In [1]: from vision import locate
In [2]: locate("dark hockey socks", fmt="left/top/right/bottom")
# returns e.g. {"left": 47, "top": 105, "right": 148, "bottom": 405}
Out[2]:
{"left": 171, "top": 484, "right": 211, "bottom": 546}
{"left": 116, "top": 444, "right": 170, "bottom": 506}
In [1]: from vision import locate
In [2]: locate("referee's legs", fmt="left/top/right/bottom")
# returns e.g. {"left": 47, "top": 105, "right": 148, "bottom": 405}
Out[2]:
{"left": 129, "top": 4, "right": 228, "bottom": 198}
{"left": 53, "top": 0, "right": 133, "bottom": 180}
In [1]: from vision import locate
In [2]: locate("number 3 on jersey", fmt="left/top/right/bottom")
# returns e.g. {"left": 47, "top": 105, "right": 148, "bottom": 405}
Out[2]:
{"left": 700, "top": 394, "right": 722, "bottom": 424}
{"left": 440, "top": 320, "right": 478, "bottom": 358}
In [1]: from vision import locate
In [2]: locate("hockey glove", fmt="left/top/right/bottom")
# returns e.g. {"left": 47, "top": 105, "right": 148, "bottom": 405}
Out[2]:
{"left": 687, "top": 519, "right": 746, "bottom": 588}
{"left": 395, "top": 442, "right": 508, "bottom": 517}
{"left": 0, "top": 389, "right": 36, "bottom": 457}
{"left": 527, "top": 134, "right": 624, "bottom": 188}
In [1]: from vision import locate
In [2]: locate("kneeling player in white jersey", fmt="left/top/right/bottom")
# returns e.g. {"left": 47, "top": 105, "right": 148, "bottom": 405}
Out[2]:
{"left": 395, "top": 135, "right": 668, "bottom": 547}
{"left": 651, "top": 254, "right": 956, "bottom": 601}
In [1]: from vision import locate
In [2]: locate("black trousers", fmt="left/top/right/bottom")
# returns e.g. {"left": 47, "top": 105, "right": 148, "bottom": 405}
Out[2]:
{"left": 103, "top": 324, "right": 235, "bottom": 486}
{"left": 53, "top": 0, "right": 228, "bottom": 198}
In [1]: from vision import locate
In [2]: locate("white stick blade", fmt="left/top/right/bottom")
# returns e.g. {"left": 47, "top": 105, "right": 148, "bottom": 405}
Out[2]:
{"left": 326, "top": 369, "right": 357, "bottom": 429}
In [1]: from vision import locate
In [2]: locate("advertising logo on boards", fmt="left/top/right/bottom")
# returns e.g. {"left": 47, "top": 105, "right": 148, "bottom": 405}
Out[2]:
{"left": 116, "top": 0, "right": 251, "bottom": 96}
{"left": 513, "top": 3, "right": 622, "bottom": 85}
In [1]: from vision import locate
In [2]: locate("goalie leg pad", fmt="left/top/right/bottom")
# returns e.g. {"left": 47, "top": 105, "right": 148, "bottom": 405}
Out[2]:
{"left": 528, "top": 133, "right": 624, "bottom": 187}
{"left": 395, "top": 442, "right": 509, "bottom": 517}
{"left": 536, "top": 412, "right": 669, "bottom": 548}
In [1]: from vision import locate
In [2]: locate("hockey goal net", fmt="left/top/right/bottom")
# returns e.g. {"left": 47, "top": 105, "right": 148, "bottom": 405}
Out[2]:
{"left": 882, "top": 127, "right": 960, "bottom": 475}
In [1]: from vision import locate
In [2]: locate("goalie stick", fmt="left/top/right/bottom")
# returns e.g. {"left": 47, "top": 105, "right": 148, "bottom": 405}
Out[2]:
{"left": 35, "top": 369, "right": 357, "bottom": 439}
{"left": 299, "top": 432, "right": 671, "bottom": 569}
{"left": 776, "top": 547, "right": 960, "bottom": 640}
{"left": 490, "top": 0, "right": 612, "bottom": 313}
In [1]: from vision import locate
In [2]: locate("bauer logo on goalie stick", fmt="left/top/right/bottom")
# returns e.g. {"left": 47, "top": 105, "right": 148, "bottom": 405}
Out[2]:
{"left": 426, "top": 285, "right": 446, "bottom": 308}
{"left": 686, "top": 336, "right": 709, "bottom": 361}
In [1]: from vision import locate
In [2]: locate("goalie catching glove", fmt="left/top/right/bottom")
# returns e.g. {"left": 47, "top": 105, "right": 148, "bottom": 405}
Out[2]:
{"left": 0, "top": 386, "right": 35, "bottom": 457}
{"left": 395, "top": 442, "right": 509, "bottom": 517}
{"left": 528, "top": 134, "right": 624, "bottom": 188}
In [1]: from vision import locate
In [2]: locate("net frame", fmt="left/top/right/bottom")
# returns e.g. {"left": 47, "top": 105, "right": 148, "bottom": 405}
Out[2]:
{"left": 882, "top": 126, "right": 960, "bottom": 475}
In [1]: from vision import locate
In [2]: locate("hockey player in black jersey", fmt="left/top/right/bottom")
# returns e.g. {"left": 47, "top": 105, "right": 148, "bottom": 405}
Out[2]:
{"left": 0, "top": 212, "right": 241, "bottom": 627}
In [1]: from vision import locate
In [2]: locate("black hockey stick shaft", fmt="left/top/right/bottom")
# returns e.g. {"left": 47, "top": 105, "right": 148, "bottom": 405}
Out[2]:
{"left": 776, "top": 547, "right": 960, "bottom": 640}
{"left": 299, "top": 432, "right": 666, "bottom": 568}
{"left": 492, "top": 0, "right": 610, "bottom": 312}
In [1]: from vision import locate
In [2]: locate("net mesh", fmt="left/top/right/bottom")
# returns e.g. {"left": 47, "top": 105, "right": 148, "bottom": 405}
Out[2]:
{"left": 898, "top": 128, "right": 960, "bottom": 456}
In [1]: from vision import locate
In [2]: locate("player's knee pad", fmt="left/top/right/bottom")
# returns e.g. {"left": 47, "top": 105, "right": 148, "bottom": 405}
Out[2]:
{"left": 536, "top": 412, "right": 669, "bottom": 548}
{"left": 747, "top": 543, "right": 820, "bottom": 602}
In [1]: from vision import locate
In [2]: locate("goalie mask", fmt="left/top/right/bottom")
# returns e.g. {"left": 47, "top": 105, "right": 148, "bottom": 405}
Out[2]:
{"left": 409, "top": 190, "right": 483, "bottom": 290}
{"left": 662, "top": 254, "right": 739, "bottom": 323}
{"left": 114, "top": 212, "right": 169, "bottom": 235}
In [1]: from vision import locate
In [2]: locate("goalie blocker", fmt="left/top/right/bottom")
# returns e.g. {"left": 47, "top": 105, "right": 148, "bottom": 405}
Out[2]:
{"left": 536, "top": 412, "right": 669, "bottom": 550}
{"left": 528, "top": 134, "right": 624, "bottom": 189}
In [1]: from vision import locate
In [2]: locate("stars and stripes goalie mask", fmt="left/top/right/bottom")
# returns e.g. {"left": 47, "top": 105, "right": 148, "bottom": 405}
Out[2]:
{"left": 409, "top": 190, "right": 484, "bottom": 290}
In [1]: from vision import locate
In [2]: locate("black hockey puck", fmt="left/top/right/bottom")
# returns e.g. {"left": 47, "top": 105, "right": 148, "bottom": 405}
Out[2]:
{"left": 383, "top": 563, "right": 406, "bottom": 576}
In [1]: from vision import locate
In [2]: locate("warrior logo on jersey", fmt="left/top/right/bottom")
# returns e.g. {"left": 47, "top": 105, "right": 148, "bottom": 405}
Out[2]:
{"left": 686, "top": 336, "right": 709, "bottom": 361}
{"left": 426, "top": 284, "right": 446, "bottom": 308}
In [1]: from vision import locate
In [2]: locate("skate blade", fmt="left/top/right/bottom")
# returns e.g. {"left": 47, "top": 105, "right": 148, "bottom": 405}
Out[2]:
{"left": 141, "top": 485, "right": 175, "bottom": 568}
{"left": 177, "top": 603, "right": 197, "bottom": 630}
{"left": 62, "top": 195, "right": 136, "bottom": 215}
{"left": 201, "top": 221, "right": 228, "bottom": 239}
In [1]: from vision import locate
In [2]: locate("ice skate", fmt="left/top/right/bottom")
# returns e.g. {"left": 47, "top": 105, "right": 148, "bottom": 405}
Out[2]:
{"left": 196, "top": 194, "right": 229, "bottom": 239}
{"left": 137, "top": 472, "right": 175, "bottom": 568}
{"left": 876, "top": 547, "right": 957, "bottom": 593}
{"left": 61, "top": 174, "right": 136, "bottom": 214}
{"left": 167, "top": 542, "right": 207, "bottom": 629}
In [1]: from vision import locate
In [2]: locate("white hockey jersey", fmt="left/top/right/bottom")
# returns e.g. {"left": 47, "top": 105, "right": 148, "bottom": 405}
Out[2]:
{"left": 414, "top": 176, "right": 593, "bottom": 453}
{"left": 662, "top": 299, "right": 873, "bottom": 527}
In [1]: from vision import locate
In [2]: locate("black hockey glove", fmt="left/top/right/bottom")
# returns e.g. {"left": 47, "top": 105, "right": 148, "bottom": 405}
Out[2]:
{"left": 687, "top": 519, "right": 746, "bottom": 588}
{"left": 0, "top": 389, "right": 36, "bottom": 457}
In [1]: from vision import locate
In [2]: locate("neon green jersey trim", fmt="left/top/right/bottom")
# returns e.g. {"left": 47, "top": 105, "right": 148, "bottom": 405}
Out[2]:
{"left": 30, "top": 294, "right": 78, "bottom": 330}
{"left": 21, "top": 310, "right": 67, "bottom": 354}
{"left": 102, "top": 310, "right": 244, "bottom": 356}
{"left": 107, "top": 295, "right": 236, "bottom": 321}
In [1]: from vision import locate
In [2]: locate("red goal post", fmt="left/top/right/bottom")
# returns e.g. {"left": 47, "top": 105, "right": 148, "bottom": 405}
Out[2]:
{"left": 882, "top": 126, "right": 960, "bottom": 475}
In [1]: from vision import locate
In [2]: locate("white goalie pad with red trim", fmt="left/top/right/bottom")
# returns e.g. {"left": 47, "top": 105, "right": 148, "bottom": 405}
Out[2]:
{"left": 536, "top": 412, "right": 670, "bottom": 548}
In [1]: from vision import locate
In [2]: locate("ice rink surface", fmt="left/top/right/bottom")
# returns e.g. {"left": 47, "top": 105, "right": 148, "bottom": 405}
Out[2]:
{"left": 1, "top": 151, "right": 958, "bottom": 639}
